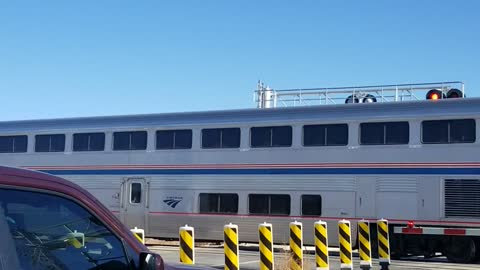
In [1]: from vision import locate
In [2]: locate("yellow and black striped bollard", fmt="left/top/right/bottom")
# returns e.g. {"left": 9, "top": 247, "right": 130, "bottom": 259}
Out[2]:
{"left": 358, "top": 220, "right": 372, "bottom": 270}
{"left": 377, "top": 219, "right": 390, "bottom": 270}
{"left": 224, "top": 223, "right": 239, "bottom": 270}
{"left": 338, "top": 220, "right": 353, "bottom": 270}
{"left": 289, "top": 221, "right": 303, "bottom": 270}
{"left": 179, "top": 225, "right": 195, "bottom": 264}
{"left": 314, "top": 220, "right": 329, "bottom": 270}
{"left": 130, "top": 227, "right": 145, "bottom": 244}
{"left": 259, "top": 222, "right": 274, "bottom": 270}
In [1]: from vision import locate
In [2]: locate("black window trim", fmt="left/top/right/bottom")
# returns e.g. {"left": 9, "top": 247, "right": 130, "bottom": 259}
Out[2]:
{"left": 302, "top": 123, "right": 349, "bottom": 147}
{"left": 112, "top": 130, "right": 148, "bottom": 151}
{"left": 421, "top": 119, "right": 476, "bottom": 144}
{"left": 201, "top": 127, "right": 241, "bottom": 149}
{"left": 72, "top": 132, "right": 106, "bottom": 152}
{"left": 130, "top": 182, "right": 142, "bottom": 205}
{"left": 250, "top": 125, "right": 293, "bottom": 148}
{"left": 198, "top": 192, "right": 239, "bottom": 214}
{"left": 156, "top": 129, "right": 193, "bottom": 150}
{"left": 359, "top": 121, "right": 410, "bottom": 146}
{"left": 0, "top": 134, "right": 28, "bottom": 153}
{"left": 301, "top": 194, "right": 322, "bottom": 216}
{"left": 248, "top": 193, "right": 291, "bottom": 216}
{"left": 35, "top": 134, "right": 66, "bottom": 153}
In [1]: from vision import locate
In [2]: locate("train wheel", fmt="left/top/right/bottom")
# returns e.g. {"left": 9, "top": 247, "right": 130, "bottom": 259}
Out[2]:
{"left": 445, "top": 236, "right": 477, "bottom": 263}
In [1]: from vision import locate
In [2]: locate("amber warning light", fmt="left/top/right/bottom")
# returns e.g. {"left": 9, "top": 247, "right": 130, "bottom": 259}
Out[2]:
{"left": 426, "top": 88, "right": 464, "bottom": 100}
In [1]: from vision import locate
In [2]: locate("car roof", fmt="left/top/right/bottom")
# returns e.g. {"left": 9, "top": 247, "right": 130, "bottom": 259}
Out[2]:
{"left": 0, "top": 166, "right": 147, "bottom": 253}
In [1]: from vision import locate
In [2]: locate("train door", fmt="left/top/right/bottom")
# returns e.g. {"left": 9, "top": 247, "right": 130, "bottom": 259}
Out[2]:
{"left": 355, "top": 176, "right": 376, "bottom": 218}
{"left": 121, "top": 178, "right": 148, "bottom": 231}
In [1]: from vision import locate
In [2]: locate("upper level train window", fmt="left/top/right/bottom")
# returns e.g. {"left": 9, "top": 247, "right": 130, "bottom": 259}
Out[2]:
{"left": 360, "top": 122, "right": 409, "bottom": 145}
{"left": 156, "top": 129, "right": 192, "bottom": 150}
{"left": 73, "top": 133, "right": 105, "bottom": 151}
{"left": 303, "top": 124, "right": 348, "bottom": 146}
{"left": 251, "top": 126, "right": 292, "bottom": 148}
{"left": 199, "top": 193, "right": 238, "bottom": 214}
{"left": 201, "top": 128, "right": 240, "bottom": 149}
{"left": 0, "top": 135, "right": 27, "bottom": 153}
{"left": 301, "top": 195, "right": 322, "bottom": 216}
{"left": 422, "top": 119, "right": 475, "bottom": 144}
{"left": 113, "top": 131, "right": 147, "bottom": 151}
{"left": 248, "top": 194, "right": 290, "bottom": 215}
{"left": 35, "top": 134, "right": 65, "bottom": 152}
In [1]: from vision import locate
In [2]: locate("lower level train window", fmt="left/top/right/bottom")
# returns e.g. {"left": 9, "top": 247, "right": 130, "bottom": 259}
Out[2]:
{"left": 199, "top": 193, "right": 238, "bottom": 213}
{"left": 301, "top": 195, "right": 322, "bottom": 216}
{"left": 130, "top": 183, "right": 142, "bottom": 204}
{"left": 248, "top": 194, "right": 290, "bottom": 215}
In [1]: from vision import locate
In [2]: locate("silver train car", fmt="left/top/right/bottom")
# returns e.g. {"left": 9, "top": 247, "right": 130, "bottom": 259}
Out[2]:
{"left": 0, "top": 95, "right": 480, "bottom": 262}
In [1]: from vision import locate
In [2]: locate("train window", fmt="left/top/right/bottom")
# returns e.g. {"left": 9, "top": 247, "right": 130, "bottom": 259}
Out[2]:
{"left": 422, "top": 119, "right": 475, "bottom": 144}
{"left": 251, "top": 126, "right": 292, "bottom": 148}
{"left": 113, "top": 131, "right": 147, "bottom": 150}
{"left": 35, "top": 134, "right": 66, "bottom": 152}
{"left": 360, "top": 122, "right": 409, "bottom": 145}
{"left": 301, "top": 195, "right": 322, "bottom": 216}
{"left": 201, "top": 128, "right": 240, "bottom": 149}
{"left": 73, "top": 133, "right": 105, "bottom": 151}
{"left": 451, "top": 119, "right": 476, "bottom": 143}
{"left": 156, "top": 129, "right": 192, "bottom": 150}
{"left": 0, "top": 135, "right": 27, "bottom": 153}
{"left": 199, "top": 193, "right": 238, "bottom": 214}
{"left": 130, "top": 183, "right": 142, "bottom": 204}
{"left": 248, "top": 194, "right": 290, "bottom": 215}
{"left": 303, "top": 124, "right": 348, "bottom": 146}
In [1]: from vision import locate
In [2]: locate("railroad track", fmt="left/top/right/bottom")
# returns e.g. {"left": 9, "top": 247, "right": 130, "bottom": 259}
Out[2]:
{"left": 149, "top": 245, "right": 480, "bottom": 270}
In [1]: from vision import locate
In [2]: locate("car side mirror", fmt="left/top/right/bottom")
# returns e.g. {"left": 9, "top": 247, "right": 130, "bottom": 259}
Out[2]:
{"left": 139, "top": 252, "right": 164, "bottom": 270}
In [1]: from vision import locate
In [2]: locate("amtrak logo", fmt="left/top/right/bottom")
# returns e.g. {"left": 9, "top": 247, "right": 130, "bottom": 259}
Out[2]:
{"left": 163, "top": 196, "right": 183, "bottom": 208}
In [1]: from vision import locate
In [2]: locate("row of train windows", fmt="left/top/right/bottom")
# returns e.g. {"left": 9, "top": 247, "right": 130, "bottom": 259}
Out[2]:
{"left": 0, "top": 119, "right": 476, "bottom": 153}
{"left": 200, "top": 193, "right": 320, "bottom": 216}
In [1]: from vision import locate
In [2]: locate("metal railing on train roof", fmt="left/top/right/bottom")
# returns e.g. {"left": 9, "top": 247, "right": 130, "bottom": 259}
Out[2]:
{"left": 254, "top": 81, "right": 465, "bottom": 108}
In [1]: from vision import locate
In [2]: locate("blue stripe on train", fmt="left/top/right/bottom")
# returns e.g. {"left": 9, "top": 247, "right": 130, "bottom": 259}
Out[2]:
{"left": 40, "top": 167, "right": 480, "bottom": 175}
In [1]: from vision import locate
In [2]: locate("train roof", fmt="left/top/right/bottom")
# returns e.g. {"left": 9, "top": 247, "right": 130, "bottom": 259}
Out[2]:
{"left": 1, "top": 98, "right": 480, "bottom": 132}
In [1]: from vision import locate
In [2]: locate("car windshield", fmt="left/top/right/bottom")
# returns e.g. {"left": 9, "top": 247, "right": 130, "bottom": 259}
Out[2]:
{"left": 0, "top": 188, "right": 129, "bottom": 270}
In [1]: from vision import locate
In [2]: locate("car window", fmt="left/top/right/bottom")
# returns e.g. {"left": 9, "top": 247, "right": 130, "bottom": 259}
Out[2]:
{"left": 0, "top": 188, "right": 130, "bottom": 270}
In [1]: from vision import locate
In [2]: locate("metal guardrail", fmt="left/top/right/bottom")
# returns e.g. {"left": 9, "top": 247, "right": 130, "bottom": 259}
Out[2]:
{"left": 254, "top": 81, "right": 465, "bottom": 108}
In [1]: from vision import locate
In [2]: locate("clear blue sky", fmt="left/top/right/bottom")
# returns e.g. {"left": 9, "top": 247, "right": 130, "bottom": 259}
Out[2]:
{"left": 1, "top": 1, "right": 479, "bottom": 121}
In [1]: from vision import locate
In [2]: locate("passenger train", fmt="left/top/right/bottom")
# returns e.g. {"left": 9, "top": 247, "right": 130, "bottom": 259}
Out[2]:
{"left": 0, "top": 82, "right": 479, "bottom": 263}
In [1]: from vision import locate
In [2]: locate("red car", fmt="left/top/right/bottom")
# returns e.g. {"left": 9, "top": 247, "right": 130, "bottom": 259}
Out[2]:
{"left": 0, "top": 166, "right": 208, "bottom": 270}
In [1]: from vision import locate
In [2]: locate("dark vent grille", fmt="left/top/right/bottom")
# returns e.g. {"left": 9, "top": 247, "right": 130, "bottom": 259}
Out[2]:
{"left": 445, "top": 179, "right": 480, "bottom": 218}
